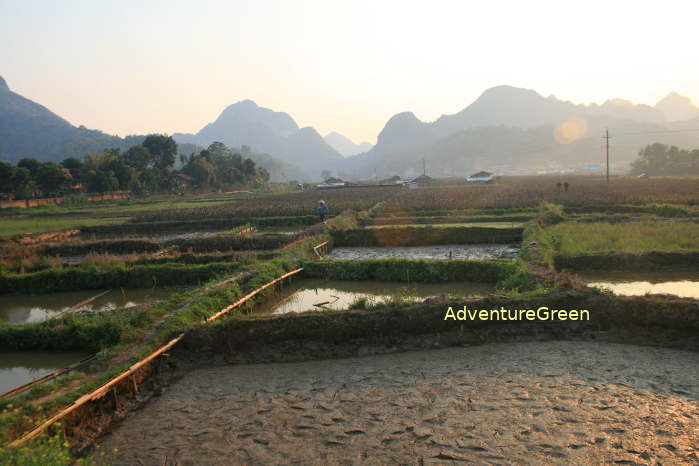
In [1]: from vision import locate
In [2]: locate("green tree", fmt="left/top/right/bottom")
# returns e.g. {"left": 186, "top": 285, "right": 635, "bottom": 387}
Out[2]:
{"left": 61, "top": 157, "right": 85, "bottom": 185}
{"left": 631, "top": 143, "right": 699, "bottom": 176}
{"left": 36, "top": 162, "right": 69, "bottom": 193}
{"left": 183, "top": 157, "right": 215, "bottom": 189}
{"left": 61, "top": 157, "right": 83, "bottom": 170}
{"left": 88, "top": 170, "right": 119, "bottom": 193}
{"left": 12, "top": 167, "right": 32, "bottom": 199}
{"left": 123, "top": 145, "right": 152, "bottom": 172}
{"left": 17, "top": 158, "right": 41, "bottom": 178}
{"left": 0, "top": 161, "right": 17, "bottom": 194}
{"left": 142, "top": 134, "right": 177, "bottom": 171}
{"left": 242, "top": 158, "right": 256, "bottom": 177}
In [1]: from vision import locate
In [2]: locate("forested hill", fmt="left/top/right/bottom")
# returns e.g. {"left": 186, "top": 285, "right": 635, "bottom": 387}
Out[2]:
{"left": 0, "top": 75, "right": 145, "bottom": 163}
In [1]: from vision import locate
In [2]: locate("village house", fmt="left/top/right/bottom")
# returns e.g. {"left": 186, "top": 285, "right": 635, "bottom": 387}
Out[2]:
{"left": 467, "top": 171, "right": 495, "bottom": 183}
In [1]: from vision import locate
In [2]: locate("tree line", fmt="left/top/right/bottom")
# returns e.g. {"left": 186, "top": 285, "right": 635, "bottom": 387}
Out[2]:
{"left": 0, "top": 136, "right": 269, "bottom": 199}
{"left": 631, "top": 143, "right": 699, "bottom": 176}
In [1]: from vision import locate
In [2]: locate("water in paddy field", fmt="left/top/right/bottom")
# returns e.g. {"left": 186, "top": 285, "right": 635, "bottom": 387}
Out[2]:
{"left": 258, "top": 279, "right": 495, "bottom": 314}
{"left": 328, "top": 244, "right": 519, "bottom": 260}
{"left": 259, "top": 227, "right": 302, "bottom": 235}
{"left": 584, "top": 271, "right": 699, "bottom": 299}
{"left": 0, "top": 351, "right": 89, "bottom": 395}
{"left": 0, "top": 288, "right": 174, "bottom": 325}
{"left": 151, "top": 230, "right": 220, "bottom": 243}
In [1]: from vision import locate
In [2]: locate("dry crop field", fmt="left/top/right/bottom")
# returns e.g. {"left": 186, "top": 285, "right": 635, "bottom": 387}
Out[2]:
{"left": 132, "top": 186, "right": 400, "bottom": 222}
{"left": 378, "top": 176, "right": 699, "bottom": 214}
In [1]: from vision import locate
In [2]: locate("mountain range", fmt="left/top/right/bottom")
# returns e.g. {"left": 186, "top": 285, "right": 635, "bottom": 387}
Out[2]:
{"left": 341, "top": 85, "right": 699, "bottom": 177}
{"left": 2, "top": 74, "right": 699, "bottom": 180}
{"left": 0, "top": 75, "right": 143, "bottom": 163}
{"left": 323, "top": 132, "right": 373, "bottom": 156}
{"left": 172, "top": 100, "right": 343, "bottom": 178}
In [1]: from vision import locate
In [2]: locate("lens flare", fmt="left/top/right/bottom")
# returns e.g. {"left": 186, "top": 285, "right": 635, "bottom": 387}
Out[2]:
{"left": 554, "top": 116, "right": 588, "bottom": 144}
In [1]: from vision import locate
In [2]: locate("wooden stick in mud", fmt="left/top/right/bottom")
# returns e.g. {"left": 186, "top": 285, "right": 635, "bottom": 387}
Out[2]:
{"left": 313, "top": 240, "right": 330, "bottom": 258}
{"left": 10, "top": 334, "right": 184, "bottom": 447}
{"left": 0, "top": 354, "right": 98, "bottom": 401}
{"left": 61, "top": 289, "right": 113, "bottom": 315}
{"left": 10, "top": 244, "right": 320, "bottom": 446}
{"left": 205, "top": 268, "right": 304, "bottom": 322}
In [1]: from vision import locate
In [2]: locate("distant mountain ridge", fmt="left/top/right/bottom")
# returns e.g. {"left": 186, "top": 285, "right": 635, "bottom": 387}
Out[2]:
{"left": 343, "top": 85, "right": 699, "bottom": 178}
{"left": 3, "top": 75, "right": 699, "bottom": 180}
{"left": 173, "top": 100, "right": 342, "bottom": 177}
{"left": 655, "top": 91, "right": 699, "bottom": 122}
{"left": 0, "top": 75, "right": 143, "bottom": 163}
{"left": 0, "top": 80, "right": 317, "bottom": 181}
{"left": 372, "top": 85, "right": 668, "bottom": 160}
{"left": 323, "top": 131, "right": 373, "bottom": 156}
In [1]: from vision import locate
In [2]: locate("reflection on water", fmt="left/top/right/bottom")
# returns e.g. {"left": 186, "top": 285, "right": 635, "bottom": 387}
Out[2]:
{"left": 0, "top": 351, "right": 88, "bottom": 394}
{"left": 259, "top": 279, "right": 494, "bottom": 314}
{"left": 585, "top": 271, "right": 699, "bottom": 299}
{"left": 152, "top": 230, "right": 219, "bottom": 243}
{"left": 0, "top": 288, "right": 173, "bottom": 325}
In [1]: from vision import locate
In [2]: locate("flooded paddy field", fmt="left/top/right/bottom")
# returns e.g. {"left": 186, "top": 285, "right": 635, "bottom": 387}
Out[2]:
{"left": 150, "top": 230, "right": 220, "bottom": 244}
{"left": 584, "top": 271, "right": 699, "bottom": 299}
{"left": 257, "top": 226, "right": 304, "bottom": 235}
{"left": 328, "top": 244, "right": 519, "bottom": 260}
{"left": 0, "top": 288, "right": 175, "bottom": 325}
{"left": 97, "top": 341, "right": 699, "bottom": 465}
{"left": 255, "top": 279, "right": 494, "bottom": 314}
{"left": 0, "top": 351, "right": 89, "bottom": 394}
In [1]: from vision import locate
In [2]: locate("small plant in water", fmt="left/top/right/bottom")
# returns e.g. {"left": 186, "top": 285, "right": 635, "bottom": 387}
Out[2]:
{"left": 348, "top": 297, "right": 367, "bottom": 309}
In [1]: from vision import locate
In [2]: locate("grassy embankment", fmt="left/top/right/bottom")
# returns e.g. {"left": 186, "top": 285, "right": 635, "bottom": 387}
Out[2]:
{"left": 0, "top": 212, "right": 336, "bottom": 462}
{"left": 518, "top": 202, "right": 699, "bottom": 271}
{"left": 330, "top": 225, "right": 523, "bottom": 247}
{"left": 0, "top": 197, "right": 243, "bottom": 238}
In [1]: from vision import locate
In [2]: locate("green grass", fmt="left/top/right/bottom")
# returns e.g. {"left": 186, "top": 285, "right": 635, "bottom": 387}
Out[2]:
{"left": 0, "top": 217, "right": 126, "bottom": 238}
{"left": 0, "top": 197, "right": 241, "bottom": 238}
{"left": 0, "top": 197, "right": 234, "bottom": 218}
{"left": 549, "top": 220, "right": 699, "bottom": 255}
{"left": 331, "top": 225, "right": 523, "bottom": 247}
{"left": 83, "top": 199, "right": 233, "bottom": 217}
{"left": 367, "top": 222, "right": 524, "bottom": 229}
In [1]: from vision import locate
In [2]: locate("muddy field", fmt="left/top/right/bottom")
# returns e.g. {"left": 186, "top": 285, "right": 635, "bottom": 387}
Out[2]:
{"left": 328, "top": 244, "right": 519, "bottom": 260}
{"left": 98, "top": 341, "right": 699, "bottom": 465}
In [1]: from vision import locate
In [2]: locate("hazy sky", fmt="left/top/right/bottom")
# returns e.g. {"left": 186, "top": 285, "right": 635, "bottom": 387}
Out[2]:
{"left": 2, "top": 0, "right": 699, "bottom": 144}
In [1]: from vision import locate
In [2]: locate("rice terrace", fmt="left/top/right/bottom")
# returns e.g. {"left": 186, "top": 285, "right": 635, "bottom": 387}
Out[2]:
{"left": 0, "top": 175, "right": 697, "bottom": 465}
{"left": 3, "top": 3, "right": 699, "bottom": 463}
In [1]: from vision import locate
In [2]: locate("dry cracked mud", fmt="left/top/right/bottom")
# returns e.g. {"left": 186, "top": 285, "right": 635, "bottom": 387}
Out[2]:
{"left": 98, "top": 341, "right": 699, "bottom": 465}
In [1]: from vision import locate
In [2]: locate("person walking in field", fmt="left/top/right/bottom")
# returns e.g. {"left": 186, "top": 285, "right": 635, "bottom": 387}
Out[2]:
{"left": 316, "top": 200, "right": 329, "bottom": 222}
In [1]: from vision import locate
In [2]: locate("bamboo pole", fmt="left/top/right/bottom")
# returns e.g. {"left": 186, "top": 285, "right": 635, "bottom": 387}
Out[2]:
{"left": 10, "top": 335, "right": 183, "bottom": 447}
{"left": 0, "top": 354, "right": 98, "bottom": 401}
{"left": 205, "top": 268, "right": 303, "bottom": 322}
{"left": 313, "top": 241, "right": 330, "bottom": 259}
{"left": 61, "top": 289, "right": 113, "bottom": 315}
{"left": 9, "top": 241, "right": 324, "bottom": 447}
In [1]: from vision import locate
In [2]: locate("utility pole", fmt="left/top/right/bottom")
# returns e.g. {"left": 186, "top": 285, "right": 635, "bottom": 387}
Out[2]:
{"left": 603, "top": 129, "right": 611, "bottom": 184}
{"left": 423, "top": 158, "right": 426, "bottom": 176}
